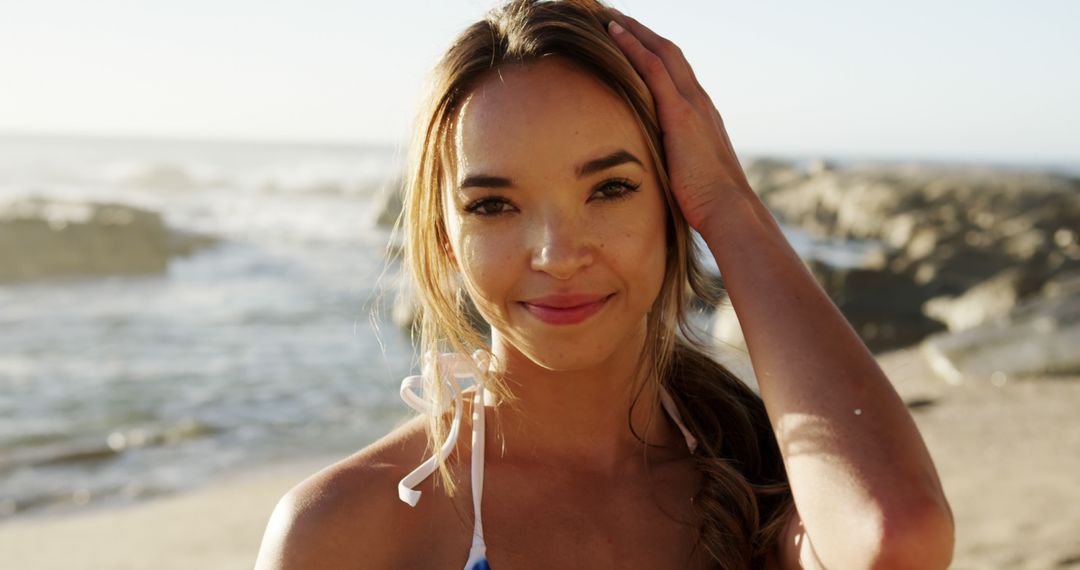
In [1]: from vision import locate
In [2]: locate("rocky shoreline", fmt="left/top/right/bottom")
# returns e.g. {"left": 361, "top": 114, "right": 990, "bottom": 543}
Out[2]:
{"left": 715, "top": 158, "right": 1080, "bottom": 382}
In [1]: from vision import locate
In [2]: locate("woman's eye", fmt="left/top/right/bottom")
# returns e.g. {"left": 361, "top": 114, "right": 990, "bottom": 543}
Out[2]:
{"left": 463, "top": 197, "right": 515, "bottom": 216}
{"left": 591, "top": 178, "right": 641, "bottom": 202}
{"left": 463, "top": 180, "right": 639, "bottom": 216}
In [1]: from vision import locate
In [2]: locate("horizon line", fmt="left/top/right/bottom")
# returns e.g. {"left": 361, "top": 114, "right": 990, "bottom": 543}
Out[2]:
{"left": 1, "top": 128, "right": 1076, "bottom": 175}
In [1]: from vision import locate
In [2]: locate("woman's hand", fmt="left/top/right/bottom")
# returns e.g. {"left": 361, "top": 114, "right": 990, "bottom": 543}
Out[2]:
{"left": 606, "top": 9, "right": 755, "bottom": 235}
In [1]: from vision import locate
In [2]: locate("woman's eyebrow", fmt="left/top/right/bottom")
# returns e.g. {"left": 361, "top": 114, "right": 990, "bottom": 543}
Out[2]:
{"left": 457, "top": 149, "right": 643, "bottom": 190}
{"left": 575, "top": 149, "right": 643, "bottom": 178}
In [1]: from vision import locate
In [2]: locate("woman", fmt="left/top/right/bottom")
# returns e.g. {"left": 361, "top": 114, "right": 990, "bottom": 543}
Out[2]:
{"left": 256, "top": 1, "right": 954, "bottom": 568}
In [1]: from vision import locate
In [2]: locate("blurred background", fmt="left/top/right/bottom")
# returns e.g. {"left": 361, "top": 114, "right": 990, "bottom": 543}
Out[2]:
{"left": 1, "top": 1, "right": 1077, "bottom": 568}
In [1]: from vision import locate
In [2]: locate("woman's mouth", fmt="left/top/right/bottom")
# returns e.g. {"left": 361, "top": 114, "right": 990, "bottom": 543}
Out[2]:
{"left": 520, "top": 293, "right": 614, "bottom": 325}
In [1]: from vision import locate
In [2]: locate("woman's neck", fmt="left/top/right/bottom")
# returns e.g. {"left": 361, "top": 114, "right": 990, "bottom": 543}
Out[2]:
{"left": 484, "top": 325, "right": 688, "bottom": 479}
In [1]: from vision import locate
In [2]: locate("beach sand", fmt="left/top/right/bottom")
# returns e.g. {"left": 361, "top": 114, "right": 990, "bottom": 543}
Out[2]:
{"left": 876, "top": 349, "right": 1080, "bottom": 569}
{"left": 0, "top": 457, "right": 335, "bottom": 570}
{"left": 2, "top": 346, "right": 1078, "bottom": 569}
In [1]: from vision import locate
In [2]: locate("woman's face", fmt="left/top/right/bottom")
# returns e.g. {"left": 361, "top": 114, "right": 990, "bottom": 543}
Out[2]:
{"left": 443, "top": 57, "right": 668, "bottom": 371}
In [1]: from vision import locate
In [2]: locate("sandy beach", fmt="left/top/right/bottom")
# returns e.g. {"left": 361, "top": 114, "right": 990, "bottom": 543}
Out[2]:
{"left": 0, "top": 456, "right": 335, "bottom": 570}
{"left": 875, "top": 348, "right": 1080, "bottom": 569}
{"left": 2, "top": 346, "right": 1078, "bottom": 569}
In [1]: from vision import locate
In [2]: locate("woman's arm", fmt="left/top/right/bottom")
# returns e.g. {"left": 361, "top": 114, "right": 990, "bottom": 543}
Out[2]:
{"left": 701, "top": 176, "right": 953, "bottom": 570}
{"left": 607, "top": 11, "right": 953, "bottom": 569}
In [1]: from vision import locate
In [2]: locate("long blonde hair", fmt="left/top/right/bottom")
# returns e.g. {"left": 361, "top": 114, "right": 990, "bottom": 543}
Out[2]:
{"left": 396, "top": 1, "right": 793, "bottom": 566}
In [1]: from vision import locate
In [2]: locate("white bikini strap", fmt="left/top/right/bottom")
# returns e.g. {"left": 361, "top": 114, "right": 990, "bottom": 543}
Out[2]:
{"left": 659, "top": 383, "right": 698, "bottom": 454}
{"left": 464, "top": 375, "right": 488, "bottom": 567}
{"left": 397, "top": 350, "right": 491, "bottom": 507}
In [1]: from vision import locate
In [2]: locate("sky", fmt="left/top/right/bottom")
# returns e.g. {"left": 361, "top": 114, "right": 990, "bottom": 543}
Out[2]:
{"left": 1, "top": 0, "right": 1077, "bottom": 164}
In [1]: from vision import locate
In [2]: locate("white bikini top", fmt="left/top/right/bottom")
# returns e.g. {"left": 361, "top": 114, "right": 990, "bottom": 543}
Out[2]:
{"left": 396, "top": 350, "right": 699, "bottom": 570}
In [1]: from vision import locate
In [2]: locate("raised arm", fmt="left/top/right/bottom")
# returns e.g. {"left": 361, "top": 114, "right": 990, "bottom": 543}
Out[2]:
{"left": 607, "top": 11, "right": 953, "bottom": 569}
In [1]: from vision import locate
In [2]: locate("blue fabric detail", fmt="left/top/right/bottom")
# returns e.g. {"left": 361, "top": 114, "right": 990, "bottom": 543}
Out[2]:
{"left": 469, "top": 558, "right": 490, "bottom": 570}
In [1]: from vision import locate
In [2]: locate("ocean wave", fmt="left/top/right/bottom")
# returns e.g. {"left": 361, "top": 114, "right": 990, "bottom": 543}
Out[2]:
{"left": 0, "top": 419, "right": 220, "bottom": 473}
{"left": 101, "top": 161, "right": 229, "bottom": 192}
{"left": 0, "top": 475, "right": 168, "bottom": 521}
{"left": 95, "top": 159, "right": 396, "bottom": 197}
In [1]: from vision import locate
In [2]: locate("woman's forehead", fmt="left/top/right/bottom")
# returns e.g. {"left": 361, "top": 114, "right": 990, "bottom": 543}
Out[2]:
{"left": 448, "top": 59, "right": 651, "bottom": 185}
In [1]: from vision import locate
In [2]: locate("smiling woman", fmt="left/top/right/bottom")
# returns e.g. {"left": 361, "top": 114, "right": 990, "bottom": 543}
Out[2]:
{"left": 255, "top": 1, "right": 953, "bottom": 569}
{"left": 444, "top": 60, "right": 670, "bottom": 376}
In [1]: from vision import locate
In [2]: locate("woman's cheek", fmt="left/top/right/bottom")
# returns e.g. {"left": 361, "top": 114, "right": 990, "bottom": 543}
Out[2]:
{"left": 608, "top": 206, "right": 664, "bottom": 266}
{"left": 460, "top": 231, "right": 517, "bottom": 306}
{"left": 610, "top": 201, "right": 667, "bottom": 301}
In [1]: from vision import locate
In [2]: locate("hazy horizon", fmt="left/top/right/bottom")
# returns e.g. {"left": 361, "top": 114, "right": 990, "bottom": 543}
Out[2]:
{"left": 2, "top": 0, "right": 1077, "bottom": 164}
{"left": 3, "top": 131, "right": 1077, "bottom": 177}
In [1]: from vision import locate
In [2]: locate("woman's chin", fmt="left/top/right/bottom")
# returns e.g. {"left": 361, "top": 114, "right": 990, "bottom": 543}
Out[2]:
{"left": 493, "top": 333, "right": 618, "bottom": 373}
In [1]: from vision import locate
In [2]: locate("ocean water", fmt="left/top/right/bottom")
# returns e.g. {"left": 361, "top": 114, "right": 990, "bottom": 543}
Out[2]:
{"left": 0, "top": 134, "right": 422, "bottom": 521}
{"left": 0, "top": 134, "right": 880, "bottom": 522}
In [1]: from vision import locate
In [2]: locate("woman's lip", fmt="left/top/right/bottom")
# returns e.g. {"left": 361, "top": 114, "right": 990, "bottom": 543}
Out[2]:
{"left": 520, "top": 294, "right": 613, "bottom": 325}
{"left": 523, "top": 293, "right": 611, "bottom": 308}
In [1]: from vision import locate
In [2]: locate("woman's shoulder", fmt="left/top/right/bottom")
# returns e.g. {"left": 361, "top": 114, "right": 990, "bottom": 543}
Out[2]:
{"left": 254, "top": 414, "right": 435, "bottom": 569}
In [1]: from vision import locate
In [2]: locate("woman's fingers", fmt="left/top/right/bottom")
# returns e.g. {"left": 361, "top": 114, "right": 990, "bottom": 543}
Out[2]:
{"left": 607, "top": 19, "right": 693, "bottom": 124}
{"left": 609, "top": 18, "right": 734, "bottom": 157}
{"left": 606, "top": 10, "right": 733, "bottom": 156}
{"left": 608, "top": 8, "right": 706, "bottom": 105}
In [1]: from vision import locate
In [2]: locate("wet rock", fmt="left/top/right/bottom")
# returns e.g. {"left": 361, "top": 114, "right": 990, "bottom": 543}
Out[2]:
{"left": 806, "top": 259, "right": 947, "bottom": 352}
{"left": 743, "top": 158, "right": 806, "bottom": 199}
{"left": 922, "top": 263, "right": 1052, "bottom": 332}
{"left": 760, "top": 163, "right": 1080, "bottom": 267}
{"left": 762, "top": 167, "right": 927, "bottom": 242}
{"left": 751, "top": 160, "right": 1080, "bottom": 348}
{"left": 920, "top": 271, "right": 1080, "bottom": 383}
{"left": 0, "top": 198, "right": 216, "bottom": 283}
{"left": 708, "top": 259, "right": 946, "bottom": 354}
{"left": 168, "top": 229, "right": 219, "bottom": 257}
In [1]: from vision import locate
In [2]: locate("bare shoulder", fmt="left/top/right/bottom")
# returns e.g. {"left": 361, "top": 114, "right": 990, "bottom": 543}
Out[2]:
{"left": 254, "top": 415, "right": 431, "bottom": 570}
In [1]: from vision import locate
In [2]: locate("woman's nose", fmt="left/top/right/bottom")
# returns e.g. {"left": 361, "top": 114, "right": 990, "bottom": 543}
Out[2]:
{"left": 528, "top": 212, "right": 595, "bottom": 280}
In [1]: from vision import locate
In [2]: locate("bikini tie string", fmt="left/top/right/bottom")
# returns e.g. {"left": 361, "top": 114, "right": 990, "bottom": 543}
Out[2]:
{"left": 397, "top": 350, "right": 492, "bottom": 507}
{"left": 659, "top": 382, "right": 699, "bottom": 454}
